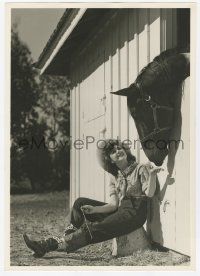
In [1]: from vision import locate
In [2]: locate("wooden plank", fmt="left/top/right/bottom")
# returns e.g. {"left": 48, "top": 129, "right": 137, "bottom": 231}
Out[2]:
{"left": 150, "top": 157, "right": 176, "bottom": 250}
{"left": 166, "top": 9, "right": 173, "bottom": 50}
{"left": 93, "top": 37, "right": 106, "bottom": 201}
{"left": 104, "top": 24, "right": 112, "bottom": 139}
{"left": 137, "top": 9, "right": 150, "bottom": 234}
{"left": 160, "top": 9, "right": 166, "bottom": 52}
{"left": 74, "top": 69, "right": 78, "bottom": 200}
{"left": 149, "top": 9, "right": 161, "bottom": 60}
{"left": 138, "top": 9, "right": 148, "bottom": 69}
{"left": 172, "top": 9, "right": 177, "bottom": 48}
{"left": 69, "top": 87, "right": 73, "bottom": 208}
{"left": 71, "top": 80, "right": 77, "bottom": 205}
{"left": 145, "top": 8, "right": 161, "bottom": 238}
{"left": 96, "top": 45, "right": 105, "bottom": 117}
{"left": 160, "top": 11, "right": 175, "bottom": 250}
{"left": 150, "top": 8, "right": 176, "bottom": 250}
{"left": 175, "top": 77, "right": 190, "bottom": 255}
{"left": 79, "top": 58, "right": 87, "bottom": 199}
{"left": 77, "top": 75, "right": 81, "bottom": 199}
{"left": 75, "top": 63, "right": 82, "bottom": 200}
{"left": 90, "top": 119, "right": 95, "bottom": 198}
{"left": 128, "top": 9, "right": 140, "bottom": 159}
{"left": 79, "top": 65, "right": 85, "bottom": 198}
{"left": 119, "top": 10, "right": 129, "bottom": 142}
{"left": 112, "top": 15, "right": 120, "bottom": 139}
{"left": 128, "top": 9, "right": 139, "bottom": 82}
{"left": 79, "top": 59, "right": 84, "bottom": 198}
{"left": 86, "top": 46, "right": 94, "bottom": 123}
{"left": 104, "top": 24, "right": 113, "bottom": 202}
{"left": 79, "top": 53, "right": 92, "bottom": 198}
{"left": 94, "top": 116, "right": 106, "bottom": 202}
{"left": 138, "top": 8, "right": 149, "bottom": 164}
{"left": 88, "top": 46, "right": 95, "bottom": 198}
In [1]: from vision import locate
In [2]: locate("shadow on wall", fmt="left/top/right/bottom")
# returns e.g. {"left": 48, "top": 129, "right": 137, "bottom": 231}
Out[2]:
{"left": 68, "top": 9, "right": 160, "bottom": 85}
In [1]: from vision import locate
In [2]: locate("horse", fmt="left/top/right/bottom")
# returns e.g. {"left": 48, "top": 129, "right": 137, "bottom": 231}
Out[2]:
{"left": 111, "top": 48, "right": 190, "bottom": 166}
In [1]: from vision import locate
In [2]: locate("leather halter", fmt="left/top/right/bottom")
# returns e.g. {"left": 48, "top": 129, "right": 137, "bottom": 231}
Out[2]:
{"left": 135, "top": 82, "right": 174, "bottom": 143}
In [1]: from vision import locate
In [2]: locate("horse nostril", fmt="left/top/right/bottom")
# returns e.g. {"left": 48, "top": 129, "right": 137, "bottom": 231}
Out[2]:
{"left": 149, "top": 157, "right": 163, "bottom": 166}
{"left": 155, "top": 160, "right": 163, "bottom": 166}
{"left": 146, "top": 149, "right": 168, "bottom": 166}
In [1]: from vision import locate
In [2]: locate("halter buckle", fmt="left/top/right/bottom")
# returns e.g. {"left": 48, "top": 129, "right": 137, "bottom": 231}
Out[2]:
{"left": 144, "top": 95, "right": 151, "bottom": 102}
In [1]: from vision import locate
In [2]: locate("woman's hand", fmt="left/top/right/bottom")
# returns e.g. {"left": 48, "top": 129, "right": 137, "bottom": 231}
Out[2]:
{"left": 142, "top": 162, "right": 164, "bottom": 197}
{"left": 81, "top": 205, "right": 96, "bottom": 214}
{"left": 150, "top": 166, "right": 164, "bottom": 174}
{"left": 147, "top": 162, "right": 164, "bottom": 174}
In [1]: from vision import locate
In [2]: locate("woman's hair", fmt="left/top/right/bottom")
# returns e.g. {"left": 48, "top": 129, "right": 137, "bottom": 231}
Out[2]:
{"left": 96, "top": 139, "right": 136, "bottom": 176}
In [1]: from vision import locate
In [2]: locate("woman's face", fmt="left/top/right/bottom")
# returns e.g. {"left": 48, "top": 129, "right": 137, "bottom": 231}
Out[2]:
{"left": 109, "top": 145, "right": 127, "bottom": 163}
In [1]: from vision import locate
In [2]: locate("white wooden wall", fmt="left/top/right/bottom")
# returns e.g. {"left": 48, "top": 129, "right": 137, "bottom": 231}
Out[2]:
{"left": 70, "top": 9, "right": 190, "bottom": 255}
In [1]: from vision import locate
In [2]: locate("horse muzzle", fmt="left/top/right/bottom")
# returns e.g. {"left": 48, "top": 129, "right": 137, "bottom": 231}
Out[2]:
{"left": 141, "top": 131, "right": 171, "bottom": 166}
{"left": 142, "top": 146, "right": 168, "bottom": 166}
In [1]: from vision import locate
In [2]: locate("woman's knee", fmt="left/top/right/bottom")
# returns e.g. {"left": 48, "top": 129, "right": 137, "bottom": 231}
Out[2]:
{"left": 73, "top": 197, "right": 89, "bottom": 210}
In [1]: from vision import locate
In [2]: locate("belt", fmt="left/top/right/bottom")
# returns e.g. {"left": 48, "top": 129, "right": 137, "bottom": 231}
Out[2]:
{"left": 123, "top": 195, "right": 147, "bottom": 200}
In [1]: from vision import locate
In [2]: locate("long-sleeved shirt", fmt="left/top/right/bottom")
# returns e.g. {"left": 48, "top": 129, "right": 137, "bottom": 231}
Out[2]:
{"left": 109, "top": 162, "right": 153, "bottom": 204}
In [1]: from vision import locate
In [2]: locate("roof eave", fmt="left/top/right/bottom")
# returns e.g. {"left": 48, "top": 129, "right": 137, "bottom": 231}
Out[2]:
{"left": 34, "top": 8, "right": 87, "bottom": 75}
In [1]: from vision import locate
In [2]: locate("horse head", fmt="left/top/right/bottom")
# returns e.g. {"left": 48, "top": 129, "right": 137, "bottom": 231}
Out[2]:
{"left": 112, "top": 48, "right": 190, "bottom": 166}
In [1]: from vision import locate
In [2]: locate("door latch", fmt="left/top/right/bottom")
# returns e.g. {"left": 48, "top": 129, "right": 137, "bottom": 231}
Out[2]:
{"left": 163, "top": 200, "right": 170, "bottom": 213}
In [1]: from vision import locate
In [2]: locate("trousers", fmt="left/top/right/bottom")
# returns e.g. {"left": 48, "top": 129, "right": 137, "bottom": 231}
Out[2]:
{"left": 24, "top": 198, "right": 148, "bottom": 255}
{"left": 69, "top": 196, "right": 147, "bottom": 244}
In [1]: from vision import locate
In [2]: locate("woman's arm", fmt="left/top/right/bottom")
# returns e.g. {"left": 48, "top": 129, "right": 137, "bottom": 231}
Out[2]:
{"left": 93, "top": 194, "right": 119, "bottom": 214}
{"left": 82, "top": 175, "right": 119, "bottom": 214}
{"left": 81, "top": 194, "right": 119, "bottom": 214}
{"left": 140, "top": 164, "right": 163, "bottom": 198}
{"left": 143, "top": 170, "right": 157, "bottom": 197}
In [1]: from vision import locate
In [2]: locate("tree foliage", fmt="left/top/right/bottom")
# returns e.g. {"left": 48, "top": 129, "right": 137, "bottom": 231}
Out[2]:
{"left": 36, "top": 75, "right": 71, "bottom": 191}
{"left": 38, "top": 74, "right": 70, "bottom": 139}
{"left": 11, "top": 27, "right": 39, "bottom": 142}
{"left": 11, "top": 27, "right": 70, "bottom": 194}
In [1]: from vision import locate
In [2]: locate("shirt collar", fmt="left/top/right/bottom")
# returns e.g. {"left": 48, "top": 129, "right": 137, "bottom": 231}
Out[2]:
{"left": 119, "top": 161, "right": 138, "bottom": 177}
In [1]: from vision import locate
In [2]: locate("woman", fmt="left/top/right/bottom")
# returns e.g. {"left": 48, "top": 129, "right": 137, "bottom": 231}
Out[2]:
{"left": 23, "top": 139, "right": 163, "bottom": 258}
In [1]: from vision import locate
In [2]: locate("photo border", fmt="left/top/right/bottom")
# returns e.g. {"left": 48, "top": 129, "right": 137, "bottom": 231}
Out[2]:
{"left": 4, "top": 1, "right": 197, "bottom": 272}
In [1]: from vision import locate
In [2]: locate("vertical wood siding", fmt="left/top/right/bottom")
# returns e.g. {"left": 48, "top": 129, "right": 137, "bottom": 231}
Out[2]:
{"left": 70, "top": 79, "right": 77, "bottom": 204}
{"left": 128, "top": 10, "right": 140, "bottom": 160}
{"left": 174, "top": 77, "right": 190, "bottom": 255}
{"left": 119, "top": 12, "right": 129, "bottom": 142}
{"left": 150, "top": 8, "right": 176, "bottom": 250}
{"left": 70, "top": 8, "right": 190, "bottom": 255}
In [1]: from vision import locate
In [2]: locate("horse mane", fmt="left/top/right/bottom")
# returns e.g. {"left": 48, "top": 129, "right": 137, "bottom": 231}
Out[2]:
{"left": 135, "top": 48, "right": 189, "bottom": 94}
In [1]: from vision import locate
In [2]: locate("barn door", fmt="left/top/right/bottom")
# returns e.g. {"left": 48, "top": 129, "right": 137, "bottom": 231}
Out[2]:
{"left": 148, "top": 9, "right": 177, "bottom": 249}
{"left": 79, "top": 43, "right": 106, "bottom": 201}
{"left": 174, "top": 77, "right": 190, "bottom": 255}
{"left": 149, "top": 9, "right": 191, "bottom": 255}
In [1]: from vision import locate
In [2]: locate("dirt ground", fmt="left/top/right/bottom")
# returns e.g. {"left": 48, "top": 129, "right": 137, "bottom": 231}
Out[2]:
{"left": 10, "top": 191, "right": 190, "bottom": 267}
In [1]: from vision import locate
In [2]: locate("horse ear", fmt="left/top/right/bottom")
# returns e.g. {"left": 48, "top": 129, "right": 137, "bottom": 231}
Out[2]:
{"left": 111, "top": 88, "right": 129, "bottom": 96}
{"left": 111, "top": 84, "right": 136, "bottom": 97}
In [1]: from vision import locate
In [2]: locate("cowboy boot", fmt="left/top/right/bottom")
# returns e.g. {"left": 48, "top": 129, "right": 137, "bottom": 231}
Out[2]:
{"left": 23, "top": 223, "right": 92, "bottom": 258}
{"left": 61, "top": 226, "right": 90, "bottom": 253}
{"left": 23, "top": 233, "right": 59, "bottom": 258}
